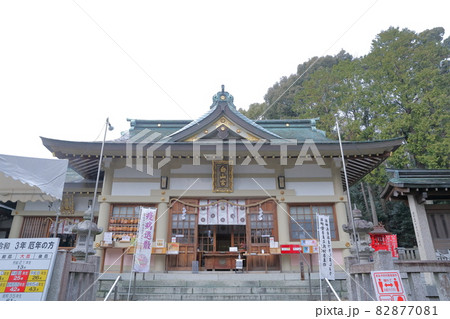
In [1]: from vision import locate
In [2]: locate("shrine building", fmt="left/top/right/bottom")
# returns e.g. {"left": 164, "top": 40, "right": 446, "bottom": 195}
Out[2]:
{"left": 9, "top": 88, "right": 404, "bottom": 273}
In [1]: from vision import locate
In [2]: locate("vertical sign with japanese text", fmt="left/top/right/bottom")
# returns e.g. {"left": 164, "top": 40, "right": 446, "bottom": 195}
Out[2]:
{"left": 0, "top": 238, "right": 59, "bottom": 301}
{"left": 133, "top": 207, "right": 156, "bottom": 273}
{"left": 386, "top": 234, "right": 399, "bottom": 258}
{"left": 317, "top": 214, "right": 335, "bottom": 280}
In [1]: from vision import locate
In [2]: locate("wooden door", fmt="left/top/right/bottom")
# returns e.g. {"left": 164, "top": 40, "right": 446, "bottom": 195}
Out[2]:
{"left": 246, "top": 199, "right": 280, "bottom": 271}
{"left": 167, "top": 200, "right": 198, "bottom": 270}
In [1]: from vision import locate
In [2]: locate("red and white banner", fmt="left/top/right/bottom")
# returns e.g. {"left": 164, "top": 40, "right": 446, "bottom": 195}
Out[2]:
{"left": 133, "top": 207, "right": 156, "bottom": 273}
{"left": 371, "top": 270, "right": 407, "bottom": 301}
{"left": 386, "top": 234, "right": 399, "bottom": 258}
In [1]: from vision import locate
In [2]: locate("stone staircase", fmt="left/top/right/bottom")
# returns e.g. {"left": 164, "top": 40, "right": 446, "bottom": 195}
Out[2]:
{"left": 97, "top": 272, "right": 347, "bottom": 301}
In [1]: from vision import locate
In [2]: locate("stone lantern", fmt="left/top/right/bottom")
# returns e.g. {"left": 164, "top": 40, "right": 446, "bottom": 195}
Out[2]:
{"left": 342, "top": 207, "right": 374, "bottom": 263}
{"left": 71, "top": 208, "right": 103, "bottom": 261}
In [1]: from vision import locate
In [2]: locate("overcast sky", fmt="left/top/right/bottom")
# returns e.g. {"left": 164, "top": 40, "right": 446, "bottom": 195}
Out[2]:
{"left": 1, "top": 0, "right": 449, "bottom": 159}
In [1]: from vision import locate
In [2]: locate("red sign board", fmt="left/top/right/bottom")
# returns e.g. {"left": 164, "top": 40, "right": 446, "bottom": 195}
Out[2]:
{"left": 386, "top": 235, "right": 398, "bottom": 258}
{"left": 280, "top": 244, "right": 302, "bottom": 254}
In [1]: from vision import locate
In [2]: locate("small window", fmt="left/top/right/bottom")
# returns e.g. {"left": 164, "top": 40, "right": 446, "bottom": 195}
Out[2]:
{"left": 289, "top": 204, "right": 337, "bottom": 240}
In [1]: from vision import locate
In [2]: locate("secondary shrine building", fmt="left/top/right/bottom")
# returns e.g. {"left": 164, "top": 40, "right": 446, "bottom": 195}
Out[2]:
{"left": 9, "top": 89, "right": 404, "bottom": 273}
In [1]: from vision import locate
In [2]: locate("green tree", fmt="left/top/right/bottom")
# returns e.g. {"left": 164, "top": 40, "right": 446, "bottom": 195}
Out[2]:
{"left": 244, "top": 50, "right": 352, "bottom": 120}
{"left": 362, "top": 27, "right": 450, "bottom": 169}
{"left": 244, "top": 27, "right": 449, "bottom": 246}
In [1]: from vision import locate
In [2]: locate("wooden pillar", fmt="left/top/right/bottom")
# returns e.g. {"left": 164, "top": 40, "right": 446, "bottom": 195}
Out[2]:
{"left": 95, "top": 166, "right": 114, "bottom": 260}
{"left": 407, "top": 194, "right": 436, "bottom": 260}
{"left": 8, "top": 202, "right": 25, "bottom": 238}
{"left": 153, "top": 201, "right": 169, "bottom": 272}
{"left": 9, "top": 215, "right": 24, "bottom": 238}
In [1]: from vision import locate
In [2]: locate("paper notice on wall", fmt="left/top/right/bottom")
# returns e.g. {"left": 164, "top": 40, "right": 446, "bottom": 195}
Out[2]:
{"left": 103, "top": 232, "right": 113, "bottom": 244}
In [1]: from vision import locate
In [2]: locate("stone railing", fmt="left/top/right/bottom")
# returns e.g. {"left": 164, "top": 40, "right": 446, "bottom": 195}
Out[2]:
{"left": 346, "top": 251, "right": 450, "bottom": 301}
{"left": 397, "top": 247, "right": 420, "bottom": 260}
{"left": 397, "top": 247, "right": 450, "bottom": 261}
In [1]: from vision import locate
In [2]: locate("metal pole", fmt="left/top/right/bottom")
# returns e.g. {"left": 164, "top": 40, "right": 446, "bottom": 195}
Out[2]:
{"left": 336, "top": 119, "right": 360, "bottom": 262}
{"left": 85, "top": 118, "right": 110, "bottom": 262}
{"left": 53, "top": 211, "right": 60, "bottom": 238}
{"left": 52, "top": 200, "right": 61, "bottom": 238}
{"left": 318, "top": 213, "right": 323, "bottom": 301}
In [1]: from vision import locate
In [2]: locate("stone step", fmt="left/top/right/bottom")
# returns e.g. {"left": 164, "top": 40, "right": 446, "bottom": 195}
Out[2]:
{"left": 97, "top": 276, "right": 347, "bottom": 301}
{"left": 124, "top": 286, "right": 321, "bottom": 295}
{"left": 118, "top": 293, "right": 331, "bottom": 301}
{"left": 127, "top": 279, "right": 318, "bottom": 287}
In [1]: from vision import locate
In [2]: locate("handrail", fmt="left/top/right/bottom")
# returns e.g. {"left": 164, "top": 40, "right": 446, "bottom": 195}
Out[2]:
{"left": 324, "top": 278, "right": 341, "bottom": 301}
{"left": 103, "top": 276, "right": 121, "bottom": 301}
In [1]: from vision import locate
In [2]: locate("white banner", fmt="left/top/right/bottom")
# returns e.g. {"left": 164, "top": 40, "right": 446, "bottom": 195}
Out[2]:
{"left": 198, "top": 200, "right": 246, "bottom": 225}
{"left": 317, "top": 214, "right": 335, "bottom": 280}
{"left": 133, "top": 207, "right": 156, "bottom": 273}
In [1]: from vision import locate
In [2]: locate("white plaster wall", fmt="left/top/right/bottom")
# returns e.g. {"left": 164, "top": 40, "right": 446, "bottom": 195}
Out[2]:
{"left": 111, "top": 182, "right": 159, "bottom": 196}
{"left": 169, "top": 178, "right": 212, "bottom": 190}
{"left": 286, "top": 181, "right": 335, "bottom": 196}
{"left": 234, "top": 178, "right": 276, "bottom": 190}
{"left": 24, "top": 197, "right": 99, "bottom": 212}
{"left": 24, "top": 201, "right": 50, "bottom": 211}
{"left": 234, "top": 165, "right": 275, "bottom": 175}
{"left": 74, "top": 197, "right": 100, "bottom": 212}
{"left": 113, "top": 166, "right": 161, "bottom": 178}
{"left": 284, "top": 164, "right": 331, "bottom": 178}
{"left": 170, "top": 164, "right": 211, "bottom": 174}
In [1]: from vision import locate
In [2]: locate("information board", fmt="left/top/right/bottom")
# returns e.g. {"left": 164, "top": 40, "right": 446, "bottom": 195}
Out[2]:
{"left": 371, "top": 270, "right": 407, "bottom": 301}
{"left": 300, "top": 239, "right": 318, "bottom": 254}
{"left": 0, "top": 238, "right": 59, "bottom": 301}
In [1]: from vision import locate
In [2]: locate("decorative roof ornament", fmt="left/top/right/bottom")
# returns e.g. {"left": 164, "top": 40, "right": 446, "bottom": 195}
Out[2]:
{"left": 211, "top": 84, "right": 235, "bottom": 108}
{"left": 370, "top": 222, "right": 392, "bottom": 235}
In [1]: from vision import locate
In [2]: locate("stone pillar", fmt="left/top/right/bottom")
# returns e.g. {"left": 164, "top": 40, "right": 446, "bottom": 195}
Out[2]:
{"left": 407, "top": 194, "right": 436, "bottom": 260}
{"left": 344, "top": 256, "right": 358, "bottom": 301}
{"left": 277, "top": 202, "right": 291, "bottom": 272}
{"left": 153, "top": 201, "right": 169, "bottom": 272}
{"left": 9, "top": 215, "right": 24, "bottom": 238}
{"left": 373, "top": 250, "right": 394, "bottom": 270}
{"left": 95, "top": 166, "right": 114, "bottom": 259}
